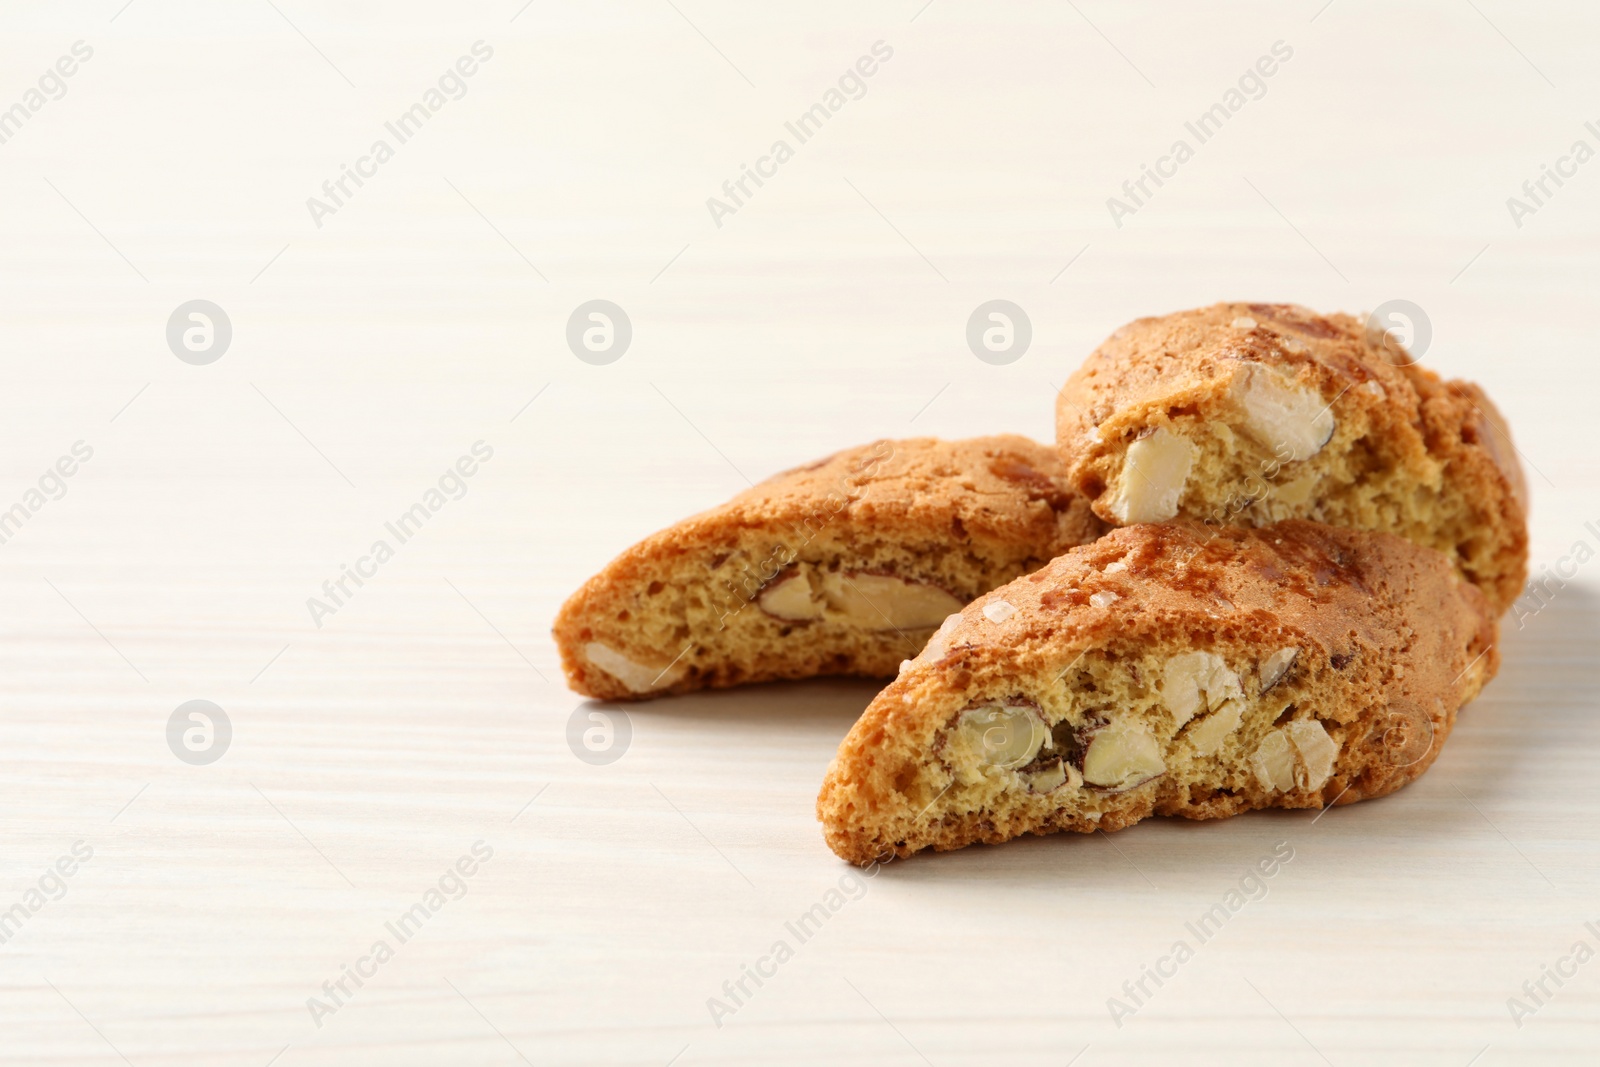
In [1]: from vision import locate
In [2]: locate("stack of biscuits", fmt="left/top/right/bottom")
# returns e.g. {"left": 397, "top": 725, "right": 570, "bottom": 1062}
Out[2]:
{"left": 554, "top": 303, "right": 1526, "bottom": 865}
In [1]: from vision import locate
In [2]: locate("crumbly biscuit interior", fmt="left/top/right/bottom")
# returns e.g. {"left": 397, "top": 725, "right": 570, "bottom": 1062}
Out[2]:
{"left": 576, "top": 529, "right": 1046, "bottom": 695}
{"left": 1094, "top": 382, "right": 1506, "bottom": 606}
{"left": 878, "top": 639, "right": 1431, "bottom": 851}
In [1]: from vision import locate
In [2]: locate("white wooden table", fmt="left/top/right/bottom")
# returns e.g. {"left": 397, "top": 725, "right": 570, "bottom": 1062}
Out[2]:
{"left": 2, "top": 2, "right": 1597, "bottom": 1064}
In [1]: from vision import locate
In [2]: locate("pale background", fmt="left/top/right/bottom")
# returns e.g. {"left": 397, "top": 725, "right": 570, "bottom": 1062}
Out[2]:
{"left": 1, "top": 1, "right": 1597, "bottom": 1064}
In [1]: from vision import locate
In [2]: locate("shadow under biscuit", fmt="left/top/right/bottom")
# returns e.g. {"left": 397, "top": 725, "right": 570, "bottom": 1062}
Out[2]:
{"left": 1438, "top": 581, "right": 1600, "bottom": 814}
{"left": 608, "top": 676, "right": 882, "bottom": 731}
{"left": 563, "top": 677, "right": 881, "bottom": 778}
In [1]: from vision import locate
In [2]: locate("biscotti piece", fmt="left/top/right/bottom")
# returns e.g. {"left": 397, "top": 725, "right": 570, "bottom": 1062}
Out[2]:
{"left": 553, "top": 435, "right": 1103, "bottom": 701}
{"left": 817, "top": 520, "right": 1498, "bottom": 864}
{"left": 1054, "top": 302, "right": 1528, "bottom": 613}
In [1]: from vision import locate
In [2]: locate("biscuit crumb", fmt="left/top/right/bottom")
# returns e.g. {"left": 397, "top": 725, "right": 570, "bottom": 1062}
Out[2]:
{"left": 982, "top": 599, "right": 1018, "bottom": 623}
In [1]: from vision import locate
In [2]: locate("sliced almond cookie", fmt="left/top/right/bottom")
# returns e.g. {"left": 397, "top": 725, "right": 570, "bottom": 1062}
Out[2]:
{"left": 1054, "top": 302, "right": 1528, "bottom": 613}
{"left": 816, "top": 520, "right": 1497, "bottom": 865}
{"left": 554, "top": 435, "right": 1103, "bottom": 701}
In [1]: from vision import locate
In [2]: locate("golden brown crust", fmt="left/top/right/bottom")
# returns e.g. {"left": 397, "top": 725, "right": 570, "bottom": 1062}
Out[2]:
{"left": 553, "top": 435, "right": 1104, "bottom": 701}
{"left": 1054, "top": 302, "right": 1528, "bottom": 613}
{"left": 817, "top": 520, "right": 1498, "bottom": 865}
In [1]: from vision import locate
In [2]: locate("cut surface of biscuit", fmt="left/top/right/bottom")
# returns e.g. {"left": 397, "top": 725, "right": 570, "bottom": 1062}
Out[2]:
{"left": 817, "top": 520, "right": 1498, "bottom": 865}
{"left": 554, "top": 435, "right": 1103, "bottom": 701}
{"left": 1054, "top": 302, "right": 1528, "bottom": 613}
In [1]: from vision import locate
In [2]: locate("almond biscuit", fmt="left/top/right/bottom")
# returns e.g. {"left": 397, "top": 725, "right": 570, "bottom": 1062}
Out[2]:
{"left": 555, "top": 435, "right": 1103, "bottom": 700}
{"left": 817, "top": 520, "right": 1497, "bottom": 864}
{"left": 1054, "top": 302, "right": 1528, "bottom": 612}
